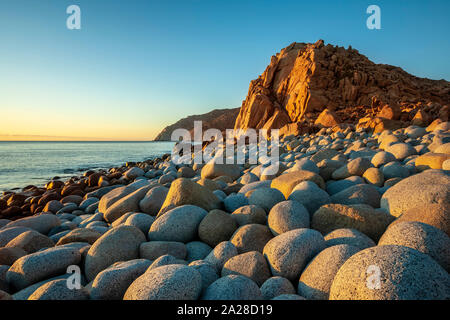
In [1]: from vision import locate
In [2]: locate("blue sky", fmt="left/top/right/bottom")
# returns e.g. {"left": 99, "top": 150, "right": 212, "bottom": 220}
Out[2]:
{"left": 0, "top": 0, "right": 449, "bottom": 140}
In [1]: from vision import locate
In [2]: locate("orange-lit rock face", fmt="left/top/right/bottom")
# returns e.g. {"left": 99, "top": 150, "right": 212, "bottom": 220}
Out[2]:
{"left": 234, "top": 40, "right": 450, "bottom": 132}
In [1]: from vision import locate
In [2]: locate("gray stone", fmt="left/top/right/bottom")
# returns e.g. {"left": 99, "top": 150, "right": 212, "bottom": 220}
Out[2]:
{"left": 223, "top": 193, "right": 249, "bottom": 212}
{"left": 124, "top": 264, "right": 202, "bottom": 300}
{"left": 140, "top": 241, "right": 187, "bottom": 260}
{"left": 104, "top": 185, "right": 153, "bottom": 223}
{"left": 385, "top": 143, "right": 417, "bottom": 160}
{"left": 6, "top": 246, "right": 81, "bottom": 291}
{"left": 3, "top": 214, "right": 60, "bottom": 235}
{"left": 90, "top": 259, "right": 152, "bottom": 300}
{"left": 221, "top": 251, "right": 271, "bottom": 286}
{"left": 204, "top": 241, "right": 238, "bottom": 272}
{"left": 371, "top": 151, "right": 396, "bottom": 167}
{"left": 28, "top": 279, "right": 89, "bottom": 300}
{"left": 324, "top": 228, "right": 376, "bottom": 250}
{"left": 185, "top": 241, "right": 212, "bottom": 262}
{"left": 298, "top": 244, "right": 360, "bottom": 300}
{"left": 331, "top": 184, "right": 381, "bottom": 208}
{"left": 6, "top": 230, "right": 54, "bottom": 253}
{"left": 188, "top": 260, "right": 219, "bottom": 292}
{"left": 124, "top": 213, "right": 155, "bottom": 233}
{"left": 329, "top": 245, "right": 450, "bottom": 300}
{"left": 381, "top": 169, "right": 450, "bottom": 217}
{"left": 202, "top": 275, "right": 262, "bottom": 300}
{"left": 138, "top": 186, "right": 168, "bottom": 216}
{"left": 84, "top": 225, "right": 146, "bottom": 281}
{"left": 289, "top": 181, "right": 331, "bottom": 214}
{"left": 263, "top": 228, "right": 325, "bottom": 281}
{"left": 198, "top": 210, "right": 238, "bottom": 247}
{"left": 231, "top": 205, "right": 267, "bottom": 226}
{"left": 268, "top": 200, "right": 310, "bottom": 236}
{"left": 260, "top": 276, "right": 296, "bottom": 300}
{"left": 248, "top": 188, "right": 285, "bottom": 213}
{"left": 149, "top": 205, "right": 207, "bottom": 243}
{"left": 230, "top": 224, "right": 273, "bottom": 254}
{"left": 378, "top": 221, "right": 450, "bottom": 272}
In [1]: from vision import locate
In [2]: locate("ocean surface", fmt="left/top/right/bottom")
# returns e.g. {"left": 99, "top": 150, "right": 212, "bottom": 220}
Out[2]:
{"left": 0, "top": 141, "right": 175, "bottom": 191}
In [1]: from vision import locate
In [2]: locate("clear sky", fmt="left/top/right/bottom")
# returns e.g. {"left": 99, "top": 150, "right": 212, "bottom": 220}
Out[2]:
{"left": 0, "top": 0, "right": 449, "bottom": 141}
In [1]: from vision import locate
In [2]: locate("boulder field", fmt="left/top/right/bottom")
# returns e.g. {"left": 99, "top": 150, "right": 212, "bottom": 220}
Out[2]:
{"left": 0, "top": 120, "right": 449, "bottom": 300}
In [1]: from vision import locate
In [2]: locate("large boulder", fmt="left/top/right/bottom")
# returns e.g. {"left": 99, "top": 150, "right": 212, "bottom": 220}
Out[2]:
{"left": 0, "top": 247, "right": 27, "bottom": 266}
{"left": 6, "top": 246, "right": 81, "bottom": 291}
{"left": 98, "top": 180, "right": 148, "bottom": 214}
{"left": 139, "top": 241, "right": 187, "bottom": 260}
{"left": 28, "top": 279, "right": 89, "bottom": 300}
{"left": 324, "top": 228, "right": 376, "bottom": 250}
{"left": 202, "top": 275, "right": 262, "bottom": 300}
{"left": 230, "top": 224, "right": 273, "bottom": 254}
{"left": 271, "top": 170, "right": 325, "bottom": 198}
{"left": 263, "top": 228, "right": 325, "bottom": 281}
{"left": 6, "top": 230, "right": 54, "bottom": 254}
{"left": 158, "top": 178, "right": 221, "bottom": 214}
{"left": 415, "top": 152, "right": 450, "bottom": 170}
{"left": 268, "top": 200, "right": 310, "bottom": 236}
{"left": 378, "top": 221, "right": 450, "bottom": 272}
{"left": 330, "top": 184, "right": 381, "bottom": 208}
{"left": 149, "top": 205, "right": 207, "bottom": 243}
{"left": 312, "top": 204, "right": 395, "bottom": 241}
{"left": 198, "top": 210, "right": 238, "bottom": 247}
{"left": 380, "top": 170, "right": 450, "bottom": 217}
{"left": 393, "top": 203, "right": 450, "bottom": 236}
{"left": 104, "top": 185, "right": 153, "bottom": 223}
{"left": 90, "top": 259, "right": 152, "bottom": 300}
{"left": 124, "top": 264, "right": 202, "bottom": 300}
{"left": 248, "top": 188, "right": 285, "bottom": 212}
{"left": 298, "top": 244, "right": 360, "bottom": 300}
{"left": 221, "top": 251, "right": 271, "bottom": 286}
{"left": 84, "top": 225, "right": 146, "bottom": 281}
{"left": 201, "top": 162, "right": 241, "bottom": 181}
{"left": 231, "top": 205, "right": 267, "bottom": 226}
{"left": 288, "top": 181, "right": 331, "bottom": 214}
{"left": 204, "top": 241, "right": 238, "bottom": 272}
{"left": 329, "top": 245, "right": 450, "bottom": 300}
{"left": 138, "top": 186, "right": 169, "bottom": 216}
{"left": 56, "top": 228, "right": 102, "bottom": 246}
{"left": 260, "top": 276, "right": 296, "bottom": 300}
{"left": 2, "top": 214, "right": 60, "bottom": 235}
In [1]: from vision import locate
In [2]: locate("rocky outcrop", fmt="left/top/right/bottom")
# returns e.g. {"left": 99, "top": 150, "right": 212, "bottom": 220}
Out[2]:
{"left": 154, "top": 108, "right": 240, "bottom": 141}
{"left": 234, "top": 40, "right": 450, "bottom": 134}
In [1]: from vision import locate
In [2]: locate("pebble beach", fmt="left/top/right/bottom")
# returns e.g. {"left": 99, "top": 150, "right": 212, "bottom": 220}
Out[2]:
{"left": 0, "top": 121, "right": 449, "bottom": 300}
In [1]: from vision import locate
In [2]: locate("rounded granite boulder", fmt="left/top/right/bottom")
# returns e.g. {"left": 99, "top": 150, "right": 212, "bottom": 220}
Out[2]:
{"left": 324, "top": 228, "right": 376, "bottom": 250}
{"left": 248, "top": 188, "right": 285, "bottom": 213}
{"left": 221, "top": 251, "right": 271, "bottom": 286}
{"left": 198, "top": 209, "right": 238, "bottom": 247}
{"left": 298, "top": 244, "right": 361, "bottom": 300}
{"left": 380, "top": 169, "right": 450, "bottom": 217}
{"left": 148, "top": 205, "right": 207, "bottom": 243}
{"left": 231, "top": 205, "right": 267, "bottom": 226}
{"left": 260, "top": 276, "right": 296, "bottom": 300}
{"left": 124, "top": 264, "right": 202, "bottom": 300}
{"left": 202, "top": 275, "right": 262, "bottom": 300}
{"left": 230, "top": 224, "right": 273, "bottom": 254}
{"left": 84, "top": 225, "right": 146, "bottom": 281}
{"left": 378, "top": 221, "right": 450, "bottom": 272}
{"left": 263, "top": 228, "right": 325, "bottom": 281}
{"left": 329, "top": 245, "right": 450, "bottom": 300}
{"left": 268, "top": 200, "right": 310, "bottom": 236}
